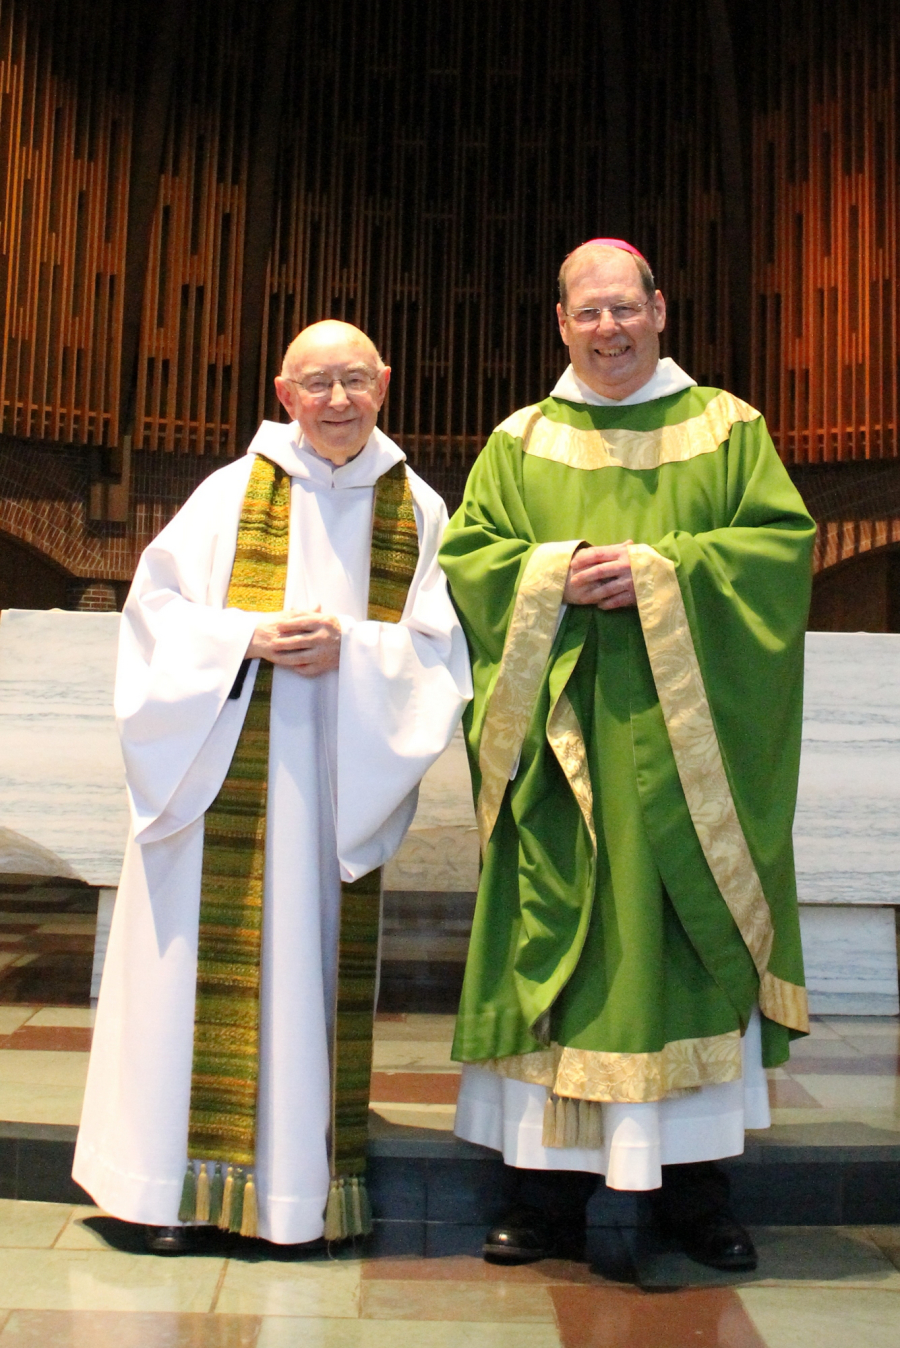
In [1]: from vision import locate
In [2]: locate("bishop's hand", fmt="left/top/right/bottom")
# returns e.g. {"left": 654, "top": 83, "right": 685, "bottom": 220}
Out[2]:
{"left": 247, "top": 607, "right": 342, "bottom": 676}
{"left": 563, "top": 542, "right": 637, "bottom": 610}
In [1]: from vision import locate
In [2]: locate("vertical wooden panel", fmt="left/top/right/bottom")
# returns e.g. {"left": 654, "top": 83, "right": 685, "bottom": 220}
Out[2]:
{"left": 750, "top": 0, "right": 900, "bottom": 462}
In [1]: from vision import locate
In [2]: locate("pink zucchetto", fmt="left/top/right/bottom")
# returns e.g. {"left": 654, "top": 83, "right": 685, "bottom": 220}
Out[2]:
{"left": 579, "top": 238, "right": 647, "bottom": 261}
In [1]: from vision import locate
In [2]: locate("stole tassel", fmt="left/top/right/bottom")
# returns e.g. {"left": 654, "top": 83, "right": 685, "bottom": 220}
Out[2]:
{"left": 195, "top": 1164, "right": 211, "bottom": 1222}
{"left": 240, "top": 1173, "right": 259, "bottom": 1238}
{"left": 229, "top": 1168, "right": 247, "bottom": 1234}
{"left": 178, "top": 1162, "right": 197, "bottom": 1223}
{"left": 323, "top": 1176, "right": 373, "bottom": 1241}
{"left": 542, "top": 1094, "right": 604, "bottom": 1150}
{"left": 209, "top": 1163, "right": 224, "bottom": 1226}
{"left": 219, "top": 1165, "right": 235, "bottom": 1231}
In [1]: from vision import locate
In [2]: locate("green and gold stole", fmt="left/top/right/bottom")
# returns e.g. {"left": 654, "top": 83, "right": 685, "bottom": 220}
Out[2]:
{"left": 178, "top": 452, "right": 419, "bottom": 1239}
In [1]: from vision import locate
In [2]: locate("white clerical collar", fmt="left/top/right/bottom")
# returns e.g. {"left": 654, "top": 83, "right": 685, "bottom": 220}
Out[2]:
{"left": 245, "top": 421, "right": 405, "bottom": 488}
{"left": 550, "top": 357, "right": 696, "bottom": 407}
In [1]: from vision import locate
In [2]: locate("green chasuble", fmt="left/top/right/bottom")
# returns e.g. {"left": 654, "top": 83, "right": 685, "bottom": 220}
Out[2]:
{"left": 439, "top": 387, "right": 815, "bottom": 1106}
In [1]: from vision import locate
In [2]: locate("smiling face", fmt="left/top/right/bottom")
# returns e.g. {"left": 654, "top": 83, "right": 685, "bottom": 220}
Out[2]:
{"left": 556, "top": 246, "right": 666, "bottom": 400}
{"left": 274, "top": 321, "right": 391, "bottom": 465}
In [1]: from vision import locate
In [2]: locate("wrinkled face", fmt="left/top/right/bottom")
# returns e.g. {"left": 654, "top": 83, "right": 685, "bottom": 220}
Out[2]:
{"left": 556, "top": 248, "right": 666, "bottom": 400}
{"left": 274, "top": 327, "right": 390, "bottom": 465}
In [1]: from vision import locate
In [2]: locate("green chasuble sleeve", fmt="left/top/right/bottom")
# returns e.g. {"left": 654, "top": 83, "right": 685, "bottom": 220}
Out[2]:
{"left": 440, "top": 387, "right": 815, "bottom": 1098}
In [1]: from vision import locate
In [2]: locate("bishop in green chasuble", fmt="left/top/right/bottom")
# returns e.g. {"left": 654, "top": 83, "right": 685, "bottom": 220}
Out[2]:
{"left": 440, "top": 251, "right": 814, "bottom": 1192}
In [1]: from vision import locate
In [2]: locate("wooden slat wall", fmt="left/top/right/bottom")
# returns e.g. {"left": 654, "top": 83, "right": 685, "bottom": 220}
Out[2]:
{"left": 750, "top": 0, "right": 900, "bottom": 462}
{"left": 133, "top": 2, "right": 254, "bottom": 456}
{"left": 0, "top": 0, "right": 898, "bottom": 472}
{"left": 258, "top": 0, "right": 611, "bottom": 474}
{"left": 0, "top": 0, "right": 132, "bottom": 446}
{"left": 631, "top": 3, "right": 732, "bottom": 392}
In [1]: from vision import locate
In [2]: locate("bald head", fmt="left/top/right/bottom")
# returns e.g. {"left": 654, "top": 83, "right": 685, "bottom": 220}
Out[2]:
{"left": 281, "top": 320, "right": 384, "bottom": 381}
{"left": 274, "top": 320, "right": 391, "bottom": 465}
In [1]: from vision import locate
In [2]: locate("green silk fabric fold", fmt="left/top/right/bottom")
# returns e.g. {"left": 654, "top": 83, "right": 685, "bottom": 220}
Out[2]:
{"left": 184, "top": 453, "right": 418, "bottom": 1235}
{"left": 439, "top": 389, "right": 815, "bottom": 1077}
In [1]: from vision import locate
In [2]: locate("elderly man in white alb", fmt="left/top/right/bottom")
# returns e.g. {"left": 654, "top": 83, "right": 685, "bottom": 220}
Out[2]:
{"left": 74, "top": 321, "right": 471, "bottom": 1252}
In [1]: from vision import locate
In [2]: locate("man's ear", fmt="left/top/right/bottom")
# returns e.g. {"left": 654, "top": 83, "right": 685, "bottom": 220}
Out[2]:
{"left": 375, "top": 366, "right": 391, "bottom": 406}
{"left": 652, "top": 290, "right": 666, "bottom": 333}
{"left": 556, "top": 303, "right": 570, "bottom": 347}
{"left": 273, "top": 376, "right": 297, "bottom": 419}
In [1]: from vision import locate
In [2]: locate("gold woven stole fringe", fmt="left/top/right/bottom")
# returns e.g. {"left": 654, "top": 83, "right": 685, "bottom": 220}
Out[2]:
{"left": 180, "top": 453, "right": 419, "bottom": 1241}
{"left": 324, "top": 459, "right": 419, "bottom": 1240}
{"left": 180, "top": 455, "right": 289, "bottom": 1236}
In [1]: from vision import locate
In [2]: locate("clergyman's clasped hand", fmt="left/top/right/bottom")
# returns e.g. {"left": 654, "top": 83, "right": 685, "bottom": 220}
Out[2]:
{"left": 247, "top": 607, "right": 342, "bottom": 676}
{"left": 562, "top": 542, "right": 637, "bottom": 610}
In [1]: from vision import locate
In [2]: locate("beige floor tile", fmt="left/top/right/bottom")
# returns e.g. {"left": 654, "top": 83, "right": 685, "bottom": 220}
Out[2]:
{"left": 0, "top": 1051, "right": 89, "bottom": 1086}
{"left": 0, "top": 1309, "right": 262, "bottom": 1346}
{"left": 32, "top": 921, "right": 96, "bottom": 935}
{"left": 369, "top": 1103, "right": 455, "bottom": 1130}
{"left": 791, "top": 1075, "right": 900, "bottom": 1110}
{"left": 360, "top": 1281, "right": 556, "bottom": 1322}
{"left": 0, "top": 1080, "right": 86, "bottom": 1125}
{"left": 0, "top": 1248, "right": 225, "bottom": 1312}
{"left": 0, "top": 1009, "right": 33, "bottom": 1036}
{"left": 26, "top": 1009, "right": 94, "bottom": 1029}
{"left": 0, "top": 955, "right": 20, "bottom": 973}
{"left": 215, "top": 1256, "right": 361, "bottom": 1318}
{"left": 255, "top": 1320, "right": 561, "bottom": 1348}
{"left": 867, "top": 1227, "right": 900, "bottom": 1270}
{"left": 373, "top": 1016, "right": 457, "bottom": 1044}
{"left": 785, "top": 1036, "right": 867, "bottom": 1058}
{"left": 371, "top": 1042, "right": 456, "bottom": 1071}
{"left": 0, "top": 1202, "right": 73, "bottom": 1250}
{"left": 738, "top": 1286, "right": 900, "bottom": 1348}
{"left": 823, "top": 1016, "right": 900, "bottom": 1038}
{"left": 805, "top": 1018, "right": 844, "bottom": 1041}
{"left": 53, "top": 1208, "right": 108, "bottom": 1250}
{"left": 748, "top": 1226, "right": 900, "bottom": 1288}
{"left": 830, "top": 1032, "right": 900, "bottom": 1055}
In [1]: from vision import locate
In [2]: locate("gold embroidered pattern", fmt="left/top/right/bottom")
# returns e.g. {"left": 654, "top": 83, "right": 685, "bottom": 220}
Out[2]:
{"left": 512, "top": 390, "right": 760, "bottom": 472}
{"left": 482, "top": 1029, "right": 743, "bottom": 1104}
{"left": 760, "top": 970, "right": 810, "bottom": 1034}
{"left": 547, "top": 690, "right": 596, "bottom": 851}
{"left": 476, "top": 540, "right": 583, "bottom": 850}
{"left": 629, "top": 542, "right": 775, "bottom": 977}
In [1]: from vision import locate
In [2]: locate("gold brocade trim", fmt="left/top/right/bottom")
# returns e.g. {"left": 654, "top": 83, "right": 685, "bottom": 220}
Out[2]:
{"left": 760, "top": 971, "right": 810, "bottom": 1034}
{"left": 504, "top": 390, "right": 760, "bottom": 472}
{"left": 629, "top": 543, "right": 776, "bottom": 979}
{"left": 547, "top": 690, "right": 596, "bottom": 851}
{"left": 480, "top": 1029, "right": 743, "bottom": 1104}
{"left": 476, "top": 539, "right": 583, "bottom": 850}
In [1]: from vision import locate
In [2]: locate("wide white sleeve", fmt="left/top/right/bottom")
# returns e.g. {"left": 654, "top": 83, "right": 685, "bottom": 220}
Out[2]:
{"left": 335, "top": 479, "right": 473, "bottom": 881}
{"left": 115, "top": 461, "right": 261, "bottom": 844}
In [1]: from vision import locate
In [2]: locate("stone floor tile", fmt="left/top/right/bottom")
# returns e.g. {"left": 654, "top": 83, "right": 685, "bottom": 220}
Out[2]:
{"left": 738, "top": 1286, "right": 900, "bottom": 1348}
{"left": 23, "top": 1009, "right": 94, "bottom": 1029}
{"left": 548, "top": 1285, "right": 766, "bottom": 1348}
{"left": 359, "top": 1255, "right": 602, "bottom": 1283}
{"left": 214, "top": 1256, "right": 361, "bottom": 1317}
{"left": 790, "top": 1074, "right": 900, "bottom": 1110}
{"left": 255, "top": 1320, "right": 562, "bottom": 1347}
{"left": 371, "top": 1041, "right": 456, "bottom": 1071}
{"left": 373, "top": 1015, "right": 457, "bottom": 1043}
{"left": 0, "top": 1248, "right": 226, "bottom": 1312}
{"left": 0, "top": 1079, "right": 86, "bottom": 1126}
{"left": 0, "top": 1200, "right": 72, "bottom": 1248}
{"left": 0, "top": 1310, "right": 261, "bottom": 1347}
{"left": 369, "top": 1073, "right": 459, "bottom": 1105}
{"left": 360, "top": 1279, "right": 556, "bottom": 1321}
{"left": 369, "top": 1103, "right": 456, "bottom": 1130}
{"left": 865, "top": 1226, "right": 900, "bottom": 1270}
{"left": 0, "top": 1050, "right": 89, "bottom": 1087}
{"left": 0, "top": 1010, "right": 33, "bottom": 1036}
{"left": 631, "top": 1224, "right": 900, "bottom": 1290}
{"left": 53, "top": 1208, "right": 122, "bottom": 1250}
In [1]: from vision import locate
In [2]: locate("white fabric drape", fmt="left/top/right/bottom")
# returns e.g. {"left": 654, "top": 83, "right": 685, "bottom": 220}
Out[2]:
{"left": 74, "top": 421, "right": 472, "bottom": 1242}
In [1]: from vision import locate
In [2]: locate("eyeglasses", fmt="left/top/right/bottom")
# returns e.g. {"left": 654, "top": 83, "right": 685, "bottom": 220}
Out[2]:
{"left": 566, "top": 301, "right": 653, "bottom": 327}
{"left": 285, "top": 370, "right": 379, "bottom": 397}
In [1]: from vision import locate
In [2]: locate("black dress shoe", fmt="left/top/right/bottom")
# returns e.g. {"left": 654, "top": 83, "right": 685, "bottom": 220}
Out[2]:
{"left": 483, "top": 1203, "right": 554, "bottom": 1264}
{"left": 144, "top": 1224, "right": 194, "bottom": 1254}
{"left": 673, "top": 1212, "right": 758, "bottom": 1271}
{"left": 483, "top": 1203, "right": 587, "bottom": 1264}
